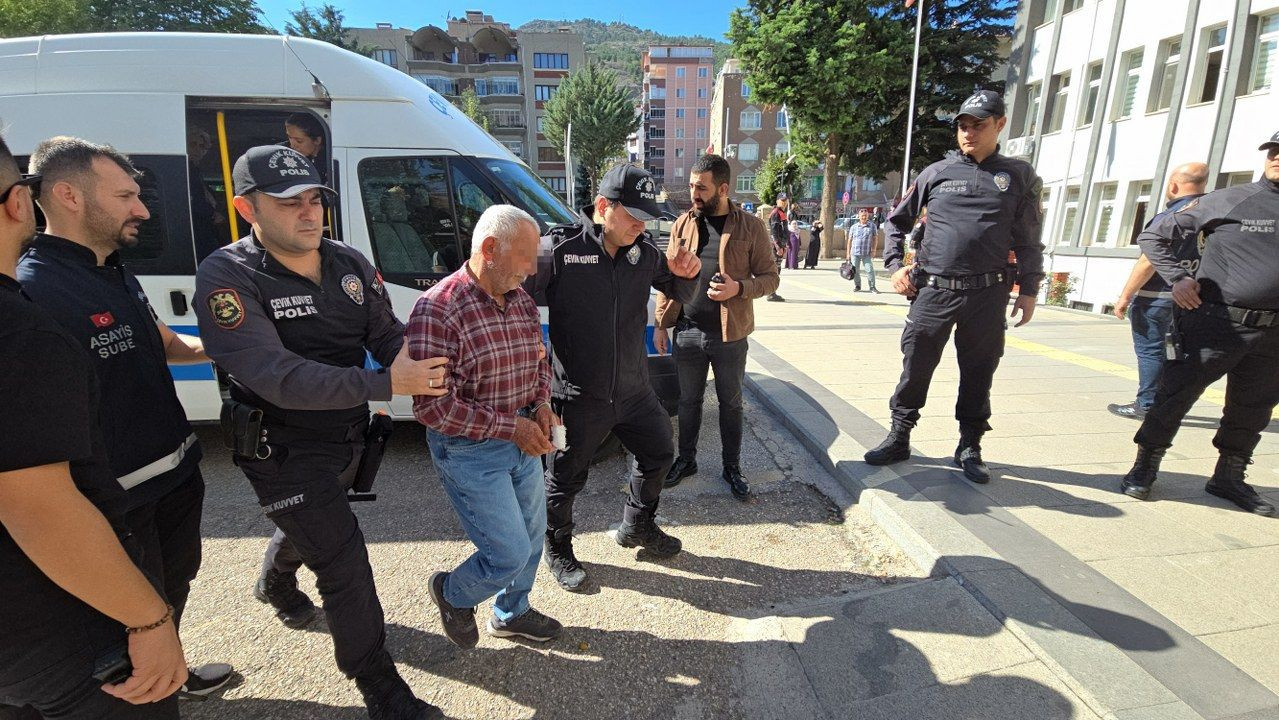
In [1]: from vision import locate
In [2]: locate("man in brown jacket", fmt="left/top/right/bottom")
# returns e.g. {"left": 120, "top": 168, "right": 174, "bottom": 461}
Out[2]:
{"left": 654, "top": 155, "right": 780, "bottom": 498}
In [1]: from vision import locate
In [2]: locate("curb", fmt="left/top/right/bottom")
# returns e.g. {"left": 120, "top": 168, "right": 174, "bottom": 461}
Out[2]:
{"left": 740, "top": 352, "right": 1207, "bottom": 720}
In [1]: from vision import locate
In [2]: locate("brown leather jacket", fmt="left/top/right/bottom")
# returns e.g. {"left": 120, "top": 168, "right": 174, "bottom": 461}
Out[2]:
{"left": 655, "top": 201, "right": 780, "bottom": 342}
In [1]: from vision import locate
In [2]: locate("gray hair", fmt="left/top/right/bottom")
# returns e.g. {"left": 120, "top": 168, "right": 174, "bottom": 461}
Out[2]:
{"left": 471, "top": 204, "right": 538, "bottom": 257}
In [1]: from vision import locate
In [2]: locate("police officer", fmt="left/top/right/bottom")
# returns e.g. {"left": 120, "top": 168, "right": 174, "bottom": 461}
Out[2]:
{"left": 0, "top": 134, "right": 187, "bottom": 717}
{"left": 17, "top": 136, "right": 234, "bottom": 697}
{"left": 1121, "top": 134, "right": 1279, "bottom": 516}
{"left": 864, "top": 91, "right": 1044, "bottom": 484}
{"left": 535, "top": 164, "right": 701, "bottom": 591}
{"left": 194, "top": 145, "right": 449, "bottom": 719}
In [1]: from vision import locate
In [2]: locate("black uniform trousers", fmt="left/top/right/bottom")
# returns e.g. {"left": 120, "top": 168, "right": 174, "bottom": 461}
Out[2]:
{"left": 236, "top": 424, "right": 392, "bottom": 681}
{"left": 1136, "top": 308, "right": 1279, "bottom": 456}
{"left": 125, "top": 469, "right": 205, "bottom": 630}
{"left": 889, "top": 283, "right": 1008, "bottom": 431}
{"left": 546, "top": 389, "right": 674, "bottom": 531}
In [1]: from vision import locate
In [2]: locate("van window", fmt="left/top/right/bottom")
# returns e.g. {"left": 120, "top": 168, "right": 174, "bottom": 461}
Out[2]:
{"left": 359, "top": 156, "right": 463, "bottom": 276}
{"left": 480, "top": 159, "right": 578, "bottom": 226}
{"left": 448, "top": 159, "right": 503, "bottom": 252}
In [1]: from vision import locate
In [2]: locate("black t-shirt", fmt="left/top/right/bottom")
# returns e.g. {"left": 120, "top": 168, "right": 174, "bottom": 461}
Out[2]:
{"left": 0, "top": 273, "right": 129, "bottom": 676}
{"left": 683, "top": 214, "right": 727, "bottom": 333}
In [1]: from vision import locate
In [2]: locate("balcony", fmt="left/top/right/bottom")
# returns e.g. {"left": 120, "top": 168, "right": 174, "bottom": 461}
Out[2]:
{"left": 486, "top": 109, "right": 526, "bottom": 129}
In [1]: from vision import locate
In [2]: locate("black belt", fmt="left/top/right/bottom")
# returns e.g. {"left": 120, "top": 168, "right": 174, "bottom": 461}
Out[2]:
{"left": 922, "top": 270, "right": 1008, "bottom": 291}
{"left": 1201, "top": 302, "right": 1279, "bottom": 328}
{"left": 263, "top": 419, "right": 368, "bottom": 445}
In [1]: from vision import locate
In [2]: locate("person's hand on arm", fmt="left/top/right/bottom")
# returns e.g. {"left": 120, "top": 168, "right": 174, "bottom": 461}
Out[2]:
{"left": 156, "top": 320, "right": 207, "bottom": 364}
{"left": 1171, "top": 277, "right": 1202, "bottom": 310}
{"left": 390, "top": 342, "right": 449, "bottom": 397}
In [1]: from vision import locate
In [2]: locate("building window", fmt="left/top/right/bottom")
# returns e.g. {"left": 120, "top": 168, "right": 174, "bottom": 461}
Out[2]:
{"left": 487, "top": 108, "right": 525, "bottom": 128}
{"left": 1149, "top": 37, "right": 1182, "bottom": 112}
{"left": 1123, "top": 180, "right": 1153, "bottom": 246}
{"left": 1194, "top": 26, "right": 1228, "bottom": 104}
{"left": 808, "top": 175, "right": 823, "bottom": 198}
{"left": 501, "top": 140, "right": 524, "bottom": 158}
{"left": 1063, "top": 0, "right": 1083, "bottom": 12}
{"left": 1078, "top": 62, "right": 1103, "bottom": 126}
{"left": 676, "top": 108, "right": 685, "bottom": 118}
{"left": 543, "top": 176, "right": 567, "bottom": 193}
{"left": 1251, "top": 14, "right": 1279, "bottom": 93}
{"left": 675, "top": 167, "right": 684, "bottom": 178}
{"left": 1045, "top": 71, "right": 1071, "bottom": 133}
{"left": 537, "top": 116, "right": 545, "bottom": 133}
{"left": 1021, "top": 82, "right": 1041, "bottom": 135}
{"left": 862, "top": 177, "right": 882, "bottom": 192}
{"left": 414, "top": 75, "right": 458, "bottom": 95}
{"left": 697, "top": 88, "right": 707, "bottom": 98}
{"left": 675, "top": 88, "right": 685, "bottom": 98}
{"left": 738, "top": 140, "right": 759, "bottom": 162}
{"left": 649, "top": 86, "right": 667, "bottom": 99}
{"left": 775, "top": 140, "right": 790, "bottom": 157}
{"left": 372, "top": 49, "right": 398, "bottom": 67}
{"left": 1114, "top": 48, "right": 1144, "bottom": 119}
{"left": 535, "top": 85, "right": 556, "bottom": 101}
{"left": 739, "top": 110, "right": 762, "bottom": 130}
{"left": 537, "top": 146, "right": 563, "bottom": 162}
{"left": 675, "top": 147, "right": 685, "bottom": 158}
{"left": 697, "top": 108, "right": 707, "bottom": 118}
{"left": 675, "top": 128, "right": 685, "bottom": 139}
{"left": 533, "top": 53, "right": 569, "bottom": 69}
{"left": 741, "top": 81, "right": 751, "bottom": 98}
{"left": 476, "top": 77, "right": 519, "bottom": 96}
{"left": 736, "top": 174, "right": 756, "bottom": 193}
{"left": 1058, "top": 186, "right": 1081, "bottom": 244}
{"left": 1085, "top": 183, "right": 1119, "bottom": 247}
{"left": 676, "top": 67, "right": 686, "bottom": 78}
{"left": 696, "top": 127, "right": 706, "bottom": 139}
{"left": 698, "top": 67, "right": 708, "bottom": 78}
{"left": 776, "top": 111, "right": 788, "bottom": 129}
{"left": 1224, "top": 171, "right": 1255, "bottom": 186}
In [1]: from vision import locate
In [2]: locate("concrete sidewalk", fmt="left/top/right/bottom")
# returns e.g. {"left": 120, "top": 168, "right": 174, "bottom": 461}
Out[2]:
{"left": 744, "top": 262, "right": 1279, "bottom": 720}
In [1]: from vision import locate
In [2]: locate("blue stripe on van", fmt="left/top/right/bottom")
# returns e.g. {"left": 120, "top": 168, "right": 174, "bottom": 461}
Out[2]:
{"left": 169, "top": 325, "right": 215, "bottom": 381}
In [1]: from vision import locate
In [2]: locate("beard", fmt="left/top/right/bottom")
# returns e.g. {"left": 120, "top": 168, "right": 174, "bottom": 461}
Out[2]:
{"left": 693, "top": 194, "right": 722, "bottom": 217}
{"left": 85, "top": 199, "right": 141, "bottom": 250}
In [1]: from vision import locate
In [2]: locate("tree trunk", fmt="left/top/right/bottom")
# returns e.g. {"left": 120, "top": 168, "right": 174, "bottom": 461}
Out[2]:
{"left": 820, "top": 133, "right": 841, "bottom": 258}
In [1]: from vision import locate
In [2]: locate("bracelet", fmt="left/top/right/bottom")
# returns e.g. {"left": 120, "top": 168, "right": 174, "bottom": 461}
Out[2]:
{"left": 126, "top": 604, "right": 174, "bottom": 634}
{"left": 531, "top": 400, "right": 551, "bottom": 415}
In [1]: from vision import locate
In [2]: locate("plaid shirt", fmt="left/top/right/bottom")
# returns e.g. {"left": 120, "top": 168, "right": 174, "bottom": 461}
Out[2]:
{"left": 849, "top": 221, "right": 877, "bottom": 257}
{"left": 406, "top": 265, "right": 550, "bottom": 441}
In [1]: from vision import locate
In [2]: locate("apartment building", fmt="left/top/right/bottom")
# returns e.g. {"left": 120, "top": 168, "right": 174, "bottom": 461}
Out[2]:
{"left": 348, "top": 11, "right": 585, "bottom": 196}
{"left": 707, "top": 59, "right": 896, "bottom": 220}
{"left": 1002, "top": 0, "right": 1278, "bottom": 312}
{"left": 639, "top": 45, "right": 715, "bottom": 207}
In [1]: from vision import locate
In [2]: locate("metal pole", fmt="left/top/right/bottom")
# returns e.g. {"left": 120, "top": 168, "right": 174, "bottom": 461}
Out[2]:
{"left": 565, "top": 121, "right": 574, "bottom": 208}
{"left": 900, "top": 0, "right": 925, "bottom": 197}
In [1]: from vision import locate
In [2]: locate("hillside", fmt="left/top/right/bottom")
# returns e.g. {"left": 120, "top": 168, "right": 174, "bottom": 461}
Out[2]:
{"left": 519, "top": 18, "right": 731, "bottom": 95}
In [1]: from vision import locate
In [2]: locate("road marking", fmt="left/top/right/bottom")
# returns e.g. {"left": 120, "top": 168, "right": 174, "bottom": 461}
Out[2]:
{"left": 781, "top": 277, "right": 1225, "bottom": 405}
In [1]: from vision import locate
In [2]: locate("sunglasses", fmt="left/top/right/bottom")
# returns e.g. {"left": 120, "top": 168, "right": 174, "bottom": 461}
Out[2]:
{"left": 0, "top": 174, "right": 41, "bottom": 204}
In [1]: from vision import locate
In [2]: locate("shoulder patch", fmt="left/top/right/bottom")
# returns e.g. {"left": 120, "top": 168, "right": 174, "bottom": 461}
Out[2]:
{"left": 1175, "top": 199, "right": 1200, "bottom": 213}
{"left": 207, "top": 289, "right": 245, "bottom": 330}
{"left": 341, "top": 273, "right": 365, "bottom": 305}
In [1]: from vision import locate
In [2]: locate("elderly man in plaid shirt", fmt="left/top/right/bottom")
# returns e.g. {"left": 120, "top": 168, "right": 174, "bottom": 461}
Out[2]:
{"left": 408, "top": 205, "right": 563, "bottom": 648}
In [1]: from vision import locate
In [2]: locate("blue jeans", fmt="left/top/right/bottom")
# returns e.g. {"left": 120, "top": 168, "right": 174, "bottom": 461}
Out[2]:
{"left": 853, "top": 255, "right": 876, "bottom": 290}
{"left": 427, "top": 431, "right": 545, "bottom": 621}
{"left": 1130, "top": 297, "right": 1174, "bottom": 409}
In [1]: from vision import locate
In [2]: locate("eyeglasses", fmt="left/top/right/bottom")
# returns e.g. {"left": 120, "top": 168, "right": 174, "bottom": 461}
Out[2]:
{"left": 0, "top": 174, "right": 41, "bottom": 204}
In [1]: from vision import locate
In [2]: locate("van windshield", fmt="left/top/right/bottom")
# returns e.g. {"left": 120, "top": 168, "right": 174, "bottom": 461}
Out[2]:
{"left": 481, "top": 159, "right": 577, "bottom": 227}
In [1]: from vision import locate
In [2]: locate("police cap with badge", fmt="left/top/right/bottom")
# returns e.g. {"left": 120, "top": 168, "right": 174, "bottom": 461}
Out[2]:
{"left": 233, "top": 145, "right": 336, "bottom": 198}
{"left": 597, "top": 164, "right": 671, "bottom": 222}
{"left": 1260, "top": 130, "right": 1279, "bottom": 152}
{"left": 955, "top": 90, "right": 1006, "bottom": 121}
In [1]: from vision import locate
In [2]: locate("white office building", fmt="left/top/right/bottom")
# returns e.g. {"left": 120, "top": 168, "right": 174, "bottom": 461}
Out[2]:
{"left": 1002, "top": 0, "right": 1279, "bottom": 312}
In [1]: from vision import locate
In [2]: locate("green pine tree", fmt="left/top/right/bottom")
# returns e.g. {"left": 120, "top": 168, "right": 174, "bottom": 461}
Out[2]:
{"left": 541, "top": 63, "right": 639, "bottom": 197}
{"left": 285, "top": 3, "right": 374, "bottom": 55}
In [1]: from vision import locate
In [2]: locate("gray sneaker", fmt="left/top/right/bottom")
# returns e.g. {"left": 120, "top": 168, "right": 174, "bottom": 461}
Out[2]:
{"left": 428, "top": 571, "right": 478, "bottom": 649}
{"left": 487, "top": 608, "right": 563, "bottom": 642}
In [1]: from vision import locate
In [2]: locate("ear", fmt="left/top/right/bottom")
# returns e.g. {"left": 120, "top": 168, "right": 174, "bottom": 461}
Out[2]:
{"left": 43, "top": 180, "right": 81, "bottom": 215}
{"left": 594, "top": 196, "right": 610, "bottom": 219}
{"left": 232, "top": 195, "right": 256, "bottom": 224}
{"left": 0, "top": 187, "right": 25, "bottom": 224}
{"left": 481, "top": 235, "right": 500, "bottom": 261}
{"left": 994, "top": 116, "right": 1008, "bottom": 133}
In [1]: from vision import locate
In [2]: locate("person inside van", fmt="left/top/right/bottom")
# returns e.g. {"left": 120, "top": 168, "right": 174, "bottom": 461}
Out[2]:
{"left": 283, "top": 113, "right": 326, "bottom": 181}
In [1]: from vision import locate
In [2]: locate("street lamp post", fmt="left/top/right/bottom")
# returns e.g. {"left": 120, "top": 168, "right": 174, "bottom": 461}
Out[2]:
{"left": 901, "top": 0, "right": 925, "bottom": 198}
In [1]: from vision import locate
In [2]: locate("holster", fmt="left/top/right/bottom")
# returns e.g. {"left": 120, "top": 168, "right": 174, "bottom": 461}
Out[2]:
{"left": 220, "top": 399, "right": 269, "bottom": 460}
{"left": 348, "top": 412, "right": 394, "bottom": 502}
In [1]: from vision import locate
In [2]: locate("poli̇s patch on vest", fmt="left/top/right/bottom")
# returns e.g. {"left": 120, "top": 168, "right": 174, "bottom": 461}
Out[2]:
{"left": 993, "top": 172, "right": 1011, "bottom": 192}
{"left": 341, "top": 274, "right": 365, "bottom": 305}
{"left": 626, "top": 244, "right": 641, "bottom": 265}
{"left": 208, "top": 289, "right": 245, "bottom": 330}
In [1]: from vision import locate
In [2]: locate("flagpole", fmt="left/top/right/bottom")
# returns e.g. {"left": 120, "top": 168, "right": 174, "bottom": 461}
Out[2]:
{"left": 565, "top": 121, "right": 574, "bottom": 208}
{"left": 900, "top": 0, "right": 924, "bottom": 198}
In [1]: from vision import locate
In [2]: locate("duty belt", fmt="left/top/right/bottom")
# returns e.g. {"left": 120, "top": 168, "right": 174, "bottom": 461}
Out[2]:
{"left": 1202, "top": 302, "right": 1279, "bottom": 329}
{"left": 263, "top": 420, "right": 368, "bottom": 445}
{"left": 923, "top": 270, "right": 1007, "bottom": 291}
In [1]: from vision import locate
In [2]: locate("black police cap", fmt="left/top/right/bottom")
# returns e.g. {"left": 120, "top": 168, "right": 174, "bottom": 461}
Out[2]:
{"left": 233, "top": 145, "right": 335, "bottom": 198}
{"left": 956, "top": 90, "right": 1006, "bottom": 121}
{"left": 597, "top": 164, "right": 669, "bottom": 221}
{"left": 1259, "top": 130, "right": 1279, "bottom": 152}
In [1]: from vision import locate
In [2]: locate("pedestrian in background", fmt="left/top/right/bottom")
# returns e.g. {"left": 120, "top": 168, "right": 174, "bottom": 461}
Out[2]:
{"left": 1108, "top": 162, "right": 1207, "bottom": 420}
{"left": 805, "top": 220, "right": 823, "bottom": 268}
{"left": 766, "top": 193, "right": 788, "bottom": 301}
{"left": 786, "top": 219, "right": 801, "bottom": 269}
{"left": 410, "top": 205, "right": 565, "bottom": 647}
{"left": 1120, "top": 134, "right": 1279, "bottom": 517}
{"left": 846, "top": 207, "right": 879, "bottom": 293}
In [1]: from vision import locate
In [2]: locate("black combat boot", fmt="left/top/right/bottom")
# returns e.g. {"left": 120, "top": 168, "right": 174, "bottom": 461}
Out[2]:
{"left": 1120, "top": 445, "right": 1166, "bottom": 500}
{"left": 864, "top": 422, "right": 912, "bottom": 465}
{"left": 1205, "top": 454, "right": 1275, "bottom": 516}
{"left": 616, "top": 505, "right": 682, "bottom": 558}
{"left": 954, "top": 429, "right": 991, "bottom": 484}
{"left": 253, "top": 568, "right": 317, "bottom": 629}
{"left": 544, "top": 526, "right": 588, "bottom": 591}
{"left": 356, "top": 654, "right": 445, "bottom": 720}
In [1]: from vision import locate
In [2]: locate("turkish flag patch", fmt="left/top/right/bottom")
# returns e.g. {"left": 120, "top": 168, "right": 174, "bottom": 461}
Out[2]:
{"left": 90, "top": 312, "right": 115, "bottom": 328}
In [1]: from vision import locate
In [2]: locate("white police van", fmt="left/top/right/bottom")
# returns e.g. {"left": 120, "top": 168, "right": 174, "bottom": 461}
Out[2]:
{"left": 0, "top": 33, "right": 675, "bottom": 421}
